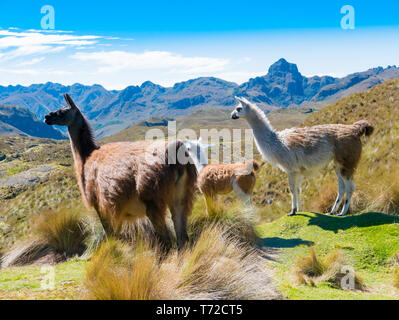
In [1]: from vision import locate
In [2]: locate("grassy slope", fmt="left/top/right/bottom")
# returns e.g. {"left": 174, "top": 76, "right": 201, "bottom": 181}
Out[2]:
{"left": 257, "top": 212, "right": 399, "bottom": 299}
{"left": 0, "top": 136, "right": 80, "bottom": 251}
{"left": 1, "top": 212, "right": 397, "bottom": 300}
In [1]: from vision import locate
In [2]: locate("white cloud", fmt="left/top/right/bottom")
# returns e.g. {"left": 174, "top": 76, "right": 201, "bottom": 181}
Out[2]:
{"left": 0, "top": 67, "right": 73, "bottom": 76}
{"left": 16, "top": 57, "right": 45, "bottom": 66}
{"left": 0, "top": 29, "right": 101, "bottom": 61}
{"left": 0, "top": 68, "right": 40, "bottom": 75}
{"left": 71, "top": 50, "right": 230, "bottom": 74}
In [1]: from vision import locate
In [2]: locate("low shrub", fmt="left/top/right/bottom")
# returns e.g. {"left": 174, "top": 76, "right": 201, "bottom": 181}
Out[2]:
{"left": 84, "top": 224, "right": 280, "bottom": 300}
{"left": 294, "top": 248, "right": 364, "bottom": 290}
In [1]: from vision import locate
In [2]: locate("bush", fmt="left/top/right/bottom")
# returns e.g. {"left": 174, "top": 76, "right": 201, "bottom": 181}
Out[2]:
{"left": 294, "top": 248, "right": 364, "bottom": 290}
{"left": 1, "top": 207, "right": 88, "bottom": 267}
{"left": 188, "top": 199, "right": 257, "bottom": 245}
{"left": 370, "top": 181, "right": 399, "bottom": 215}
{"left": 33, "top": 208, "right": 88, "bottom": 256}
{"left": 294, "top": 247, "right": 326, "bottom": 279}
{"left": 84, "top": 224, "right": 281, "bottom": 300}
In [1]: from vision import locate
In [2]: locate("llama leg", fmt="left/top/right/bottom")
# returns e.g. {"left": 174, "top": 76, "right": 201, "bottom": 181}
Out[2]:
{"left": 328, "top": 169, "right": 345, "bottom": 215}
{"left": 287, "top": 173, "right": 298, "bottom": 216}
{"left": 232, "top": 178, "right": 252, "bottom": 206}
{"left": 146, "top": 202, "right": 172, "bottom": 250}
{"left": 295, "top": 176, "right": 303, "bottom": 212}
{"left": 170, "top": 203, "right": 189, "bottom": 251}
{"left": 232, "top": 178, "right": 254, "bottom": 216}
{"left": 98, "top": 214, "right": 118, "bottom": 239}
{"left": 338, "top": 177, "right": 355, "bottom": 216}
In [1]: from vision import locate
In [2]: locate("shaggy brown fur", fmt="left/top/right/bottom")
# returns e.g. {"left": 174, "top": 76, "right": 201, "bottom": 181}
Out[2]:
{"left": 45, "top": 94, "right": 197, "bottom": 250}
{"left": 198, "top": 160, "right": 259, "bottom": 213}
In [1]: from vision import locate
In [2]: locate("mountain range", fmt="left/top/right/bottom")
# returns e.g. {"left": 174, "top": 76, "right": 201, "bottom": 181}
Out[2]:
{"left": 0, "top": 58, "right": 398, "bottom": 138}
{"left": 0, "top": 105, "right": 65, "bottom": 140}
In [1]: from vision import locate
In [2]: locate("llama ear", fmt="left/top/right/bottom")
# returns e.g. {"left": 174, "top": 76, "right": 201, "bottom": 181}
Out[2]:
{"left": 235, "top": 96, "right": 250, "bottom": 107}
{"left": 64, "top": 94, "right": 78, "bottom": 109}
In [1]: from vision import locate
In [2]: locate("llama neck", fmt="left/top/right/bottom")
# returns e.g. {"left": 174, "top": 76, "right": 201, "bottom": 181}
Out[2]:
{"left": 67, "top": 113, "right": 98, "bottom": 169}
{"left": 190, "top": 151, "right": 208, "bottom": 173}
{"left": 246, "top": 108, "right": 276, "bottom": 140}
{"left": 192, "top": 157, "right": 207, "bottom": 174}
{"left": 245, "top": 107, "right": 286, "bottom": 167}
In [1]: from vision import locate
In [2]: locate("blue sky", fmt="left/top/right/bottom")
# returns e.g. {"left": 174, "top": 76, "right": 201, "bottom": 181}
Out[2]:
{"left": 0, "top": 0, "right": 398, "bottom": 89}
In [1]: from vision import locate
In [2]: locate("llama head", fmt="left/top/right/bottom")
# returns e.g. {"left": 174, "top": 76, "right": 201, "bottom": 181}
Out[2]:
{"left": 231, "top": 96, "right": 251, "bottom": 119}
{"left": 184, "top": 137, "right": 214, "bottom": 169}
{"left": 44, "top": 94, "right": 80, "bottom": 126}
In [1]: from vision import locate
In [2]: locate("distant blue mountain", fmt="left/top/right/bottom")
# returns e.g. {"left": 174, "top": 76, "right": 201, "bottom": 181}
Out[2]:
{"left": 0, "top": 59, "right": 398, "bottom": 138}
{"left": 0, "top": 104, "right": 65, "bottom": 140}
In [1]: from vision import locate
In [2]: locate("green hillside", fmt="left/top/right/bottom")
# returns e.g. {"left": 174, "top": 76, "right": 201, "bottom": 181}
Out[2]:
{"left": 1, "top": 211, "right": 397, "bottom": 300}
{"left": 257, "top": 212, "right": 399, "bottom": 299}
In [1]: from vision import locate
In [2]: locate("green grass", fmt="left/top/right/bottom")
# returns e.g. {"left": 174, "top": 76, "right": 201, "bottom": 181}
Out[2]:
{"left": 5, "top": 163, "right": 31, "bottom": 176}
{"left": 257, "top": 212, "right": 399, "bottom": 299}
{"left": 0, "top": 258, "right": 86, "bottom": 300}
{"left": 1, "top": 211, "right": 398, "bottom": 300}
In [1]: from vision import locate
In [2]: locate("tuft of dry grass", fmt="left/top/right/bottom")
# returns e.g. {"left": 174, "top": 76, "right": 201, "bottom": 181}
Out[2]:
{"left": 189, "top": 199, "right": 257, "bottom": 245}
{"left": 33, "top": 208, "right": 88, "bottom": 256}
{"left": 370, "top": 181, "right": 399, "bottom": 215}
{"left": 1, "top": 207, "right": 88, "bottom": 267}
{"left": 84, "top": 224, "right": 280, "bottom": 300}
{"left": 294, "top": 248, "right": 364, "bottom": 290}
{"left": 294, "top": 247, "right": 326, "bottom": 280}
{"left": 1, "top": 239, "right": 57, "bottom": 268}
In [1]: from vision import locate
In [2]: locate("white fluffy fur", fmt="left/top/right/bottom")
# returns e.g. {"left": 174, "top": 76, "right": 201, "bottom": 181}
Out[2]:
{"left": 231, "top": 97, "right": 360, "bottom": 216}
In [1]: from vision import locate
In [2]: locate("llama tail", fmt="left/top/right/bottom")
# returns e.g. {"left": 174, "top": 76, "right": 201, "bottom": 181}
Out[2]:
{"left": 353, "top": 120, "right": 374, "bottom": 137}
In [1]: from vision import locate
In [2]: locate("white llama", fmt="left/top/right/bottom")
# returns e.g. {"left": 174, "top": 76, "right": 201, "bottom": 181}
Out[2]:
{"left": 231, "top": 97, "right": 374, "bottom": 216}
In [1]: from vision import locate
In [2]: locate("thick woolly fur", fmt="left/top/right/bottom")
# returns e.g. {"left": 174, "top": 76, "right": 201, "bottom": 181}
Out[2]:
{"left": 185, "top": 139, "right": 259, "bottom": 214}
{"left": 232, "top": 97, "right": 374, "bottom": 216}
{"left": 198, "top": 161, "right": 259, "bottom": 198}
{"left": 83, "top": 140, "right": 197, "bottom": 247}
{"left": 45, "top": 94, "right": 197, "bottom": 250}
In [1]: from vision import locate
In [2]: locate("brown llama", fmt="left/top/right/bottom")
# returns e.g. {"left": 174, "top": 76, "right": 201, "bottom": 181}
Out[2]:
{"left": 44, "top": 94, "right": 197, "bottom": 250}
{"left": 185, "top": 139, "right": 259, "bottom": 215}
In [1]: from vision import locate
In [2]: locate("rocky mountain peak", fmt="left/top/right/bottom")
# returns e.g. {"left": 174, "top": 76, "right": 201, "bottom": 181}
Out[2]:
{"left": 268, "top": 58, "right": 300, "bottom": 76}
